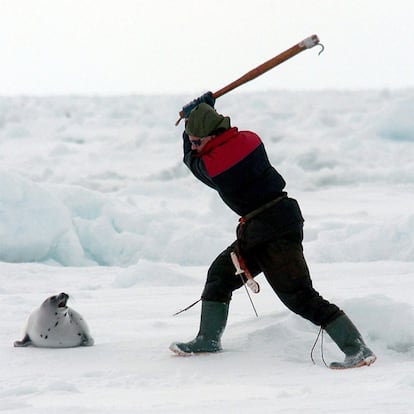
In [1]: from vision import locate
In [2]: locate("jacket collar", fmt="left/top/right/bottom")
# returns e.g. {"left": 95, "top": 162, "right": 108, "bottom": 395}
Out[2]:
{"left": 195, "top": 127, "right": 238, "bottom": 157}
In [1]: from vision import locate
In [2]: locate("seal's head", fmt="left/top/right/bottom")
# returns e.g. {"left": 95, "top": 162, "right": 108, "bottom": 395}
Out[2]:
{"left": 43, "top": 292, "right": 69, "bottom": 310}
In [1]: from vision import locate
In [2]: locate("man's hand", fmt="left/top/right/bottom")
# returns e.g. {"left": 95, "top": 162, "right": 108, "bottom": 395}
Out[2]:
{"left": 182, "top": 92, "right": 215, "bottom": 119}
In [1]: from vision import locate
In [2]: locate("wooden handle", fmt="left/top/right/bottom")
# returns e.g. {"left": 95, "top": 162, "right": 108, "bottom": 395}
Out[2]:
{"left": 213, "top": 34, "right": 320, "bottom": 98}
{"left": 176, "top": 34, "right": 321, "bottom": 125}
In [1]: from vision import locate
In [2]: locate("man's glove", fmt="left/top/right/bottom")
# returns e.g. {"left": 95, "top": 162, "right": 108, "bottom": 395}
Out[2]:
{"left": 182, "top": 91, "right": 215, "bottom": 119}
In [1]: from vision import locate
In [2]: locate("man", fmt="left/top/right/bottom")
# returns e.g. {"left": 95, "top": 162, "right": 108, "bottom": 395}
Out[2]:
{"left": 169, "top": 95, "right": 376, "bottom": 369}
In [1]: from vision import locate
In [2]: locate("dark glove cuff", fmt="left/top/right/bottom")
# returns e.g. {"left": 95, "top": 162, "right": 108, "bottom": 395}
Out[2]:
{"left": 182, "top": 92, "right": 215, "bottom": 119}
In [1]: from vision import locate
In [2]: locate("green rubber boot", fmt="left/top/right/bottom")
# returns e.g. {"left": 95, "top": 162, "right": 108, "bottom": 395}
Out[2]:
{"left": 169, "top": 301, "right": 229, "bottom": 355}
{"left": 325, "top": 314, "right": 377, "bottom": 369}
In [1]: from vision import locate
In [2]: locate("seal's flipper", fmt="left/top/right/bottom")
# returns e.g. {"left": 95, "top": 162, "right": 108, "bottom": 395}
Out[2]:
{"left": 14, "top": 334, "right": 32, "bottom": 347}
{"left": 80, "top": 333, "right": 94, "bottom": 346}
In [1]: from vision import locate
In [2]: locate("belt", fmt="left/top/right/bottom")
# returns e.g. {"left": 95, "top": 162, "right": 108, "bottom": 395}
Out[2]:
{"left": 239, "top": 194, "right": 287, "bottom": 223}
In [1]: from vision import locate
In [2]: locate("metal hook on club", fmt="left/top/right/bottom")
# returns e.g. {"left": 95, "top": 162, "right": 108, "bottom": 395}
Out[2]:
{"left": 317, "top": 43, "right": 325, "bottom": 56}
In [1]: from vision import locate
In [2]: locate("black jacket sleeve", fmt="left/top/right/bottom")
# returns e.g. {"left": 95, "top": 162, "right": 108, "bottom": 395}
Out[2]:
{"left": 182, "top": 131, "right": 216, "bottom": 189}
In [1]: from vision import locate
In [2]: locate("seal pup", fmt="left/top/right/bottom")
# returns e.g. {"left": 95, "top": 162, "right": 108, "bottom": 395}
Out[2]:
{"left": 14, "top": 292, "right": 94, "bottom": 348}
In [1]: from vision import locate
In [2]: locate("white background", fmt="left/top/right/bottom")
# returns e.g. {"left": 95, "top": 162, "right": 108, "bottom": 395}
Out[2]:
{"left": 1, "top": 0, "right": 413, "bottom": 95}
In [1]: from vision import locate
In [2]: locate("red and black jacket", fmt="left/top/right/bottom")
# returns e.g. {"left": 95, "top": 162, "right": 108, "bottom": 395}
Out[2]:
{"left": 183, "top": 127, "right": 286, "bottom": 216}
{"left": 183, "top": 127, "right": 305, "bottom": 249}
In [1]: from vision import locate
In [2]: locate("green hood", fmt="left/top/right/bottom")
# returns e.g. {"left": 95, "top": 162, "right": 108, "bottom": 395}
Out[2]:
{"left": 185, "top": 103, "right": 231, "bottom": 137}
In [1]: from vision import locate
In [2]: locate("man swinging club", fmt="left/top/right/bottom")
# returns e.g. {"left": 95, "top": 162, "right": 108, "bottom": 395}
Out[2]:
{"left": 169, "top": 38, "right": 376, "bottom": 369}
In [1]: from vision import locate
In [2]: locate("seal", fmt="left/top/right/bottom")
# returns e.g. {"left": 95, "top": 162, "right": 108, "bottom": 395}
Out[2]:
{"left": 14, "top": 292, "right": 94, "bottom": 348}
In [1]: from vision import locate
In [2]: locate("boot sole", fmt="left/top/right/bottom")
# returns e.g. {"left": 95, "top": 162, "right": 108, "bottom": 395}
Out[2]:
{"left": 330, "top": 355, "right": 377, "bottom": 370}
{"left": 169, "top": 343, "right": 221, "bottom": 356}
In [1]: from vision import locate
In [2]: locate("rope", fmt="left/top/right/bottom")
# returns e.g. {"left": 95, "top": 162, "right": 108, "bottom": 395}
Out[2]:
{"left": 310, "top": 327, "right": 329, "bottom": 368}
{"left": 172, "top": 298, "right": 201, "bottom": 316}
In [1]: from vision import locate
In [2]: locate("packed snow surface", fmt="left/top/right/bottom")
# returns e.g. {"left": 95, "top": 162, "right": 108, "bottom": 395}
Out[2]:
{"left": 1, "top": 90, "right": 414, "bottom": 413}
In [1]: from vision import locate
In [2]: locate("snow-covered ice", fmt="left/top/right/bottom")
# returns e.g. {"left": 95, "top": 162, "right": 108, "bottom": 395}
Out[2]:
{"left": 1, "top": 90, "right": 414, "bottom": 413}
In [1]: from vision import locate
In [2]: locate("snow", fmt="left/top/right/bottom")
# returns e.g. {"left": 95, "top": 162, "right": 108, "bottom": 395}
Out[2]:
{"left": 1, "top": 90, "right": 414, "bottom": 413}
